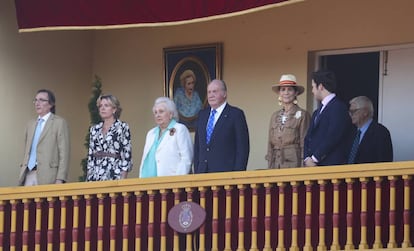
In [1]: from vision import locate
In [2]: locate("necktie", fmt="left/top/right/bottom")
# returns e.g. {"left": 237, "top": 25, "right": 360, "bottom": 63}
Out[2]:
{"left": 206, "top": 109, "right": 216, "bottom": 144}
{"left": 314, "top": 106, "right": 323, "bottom": 123}
{"left": 28, "top": 118, "right": 44, "bottom": 170}
{"left": 347, "top": 129, "right": 361, "bottom": 164}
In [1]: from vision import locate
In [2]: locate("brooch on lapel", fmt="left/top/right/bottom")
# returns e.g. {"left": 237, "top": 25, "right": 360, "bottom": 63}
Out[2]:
{"left": 169, "top": 128, "right": 176, "bottom": 136}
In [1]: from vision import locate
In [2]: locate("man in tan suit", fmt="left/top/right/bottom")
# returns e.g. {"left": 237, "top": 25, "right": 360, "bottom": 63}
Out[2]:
{"left": 19, "top": 89, "right": 70, "bottom": 186}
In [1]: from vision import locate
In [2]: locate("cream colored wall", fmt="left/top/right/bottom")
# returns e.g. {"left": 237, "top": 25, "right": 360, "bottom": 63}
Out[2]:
{"left": 92, "top": 0, "right": 414, "bottom": 175}
{"left": 0, "top": 0, "right": 93, "bottom": 186}
{"left": 1, "top": 0, "right": 414, "bottom": 186}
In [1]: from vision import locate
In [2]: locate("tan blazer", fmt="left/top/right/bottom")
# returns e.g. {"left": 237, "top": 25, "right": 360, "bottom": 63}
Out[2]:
{"left": 19, "top": 113, "right": 70, "bottom": 185}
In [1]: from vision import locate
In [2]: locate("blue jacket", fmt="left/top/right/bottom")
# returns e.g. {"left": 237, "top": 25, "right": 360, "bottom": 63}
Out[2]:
{"left": 304, "top": 97, "right": 352, "bottom": 166}
{"left": 194, "top": 103, "right": 250, "bottom": 173}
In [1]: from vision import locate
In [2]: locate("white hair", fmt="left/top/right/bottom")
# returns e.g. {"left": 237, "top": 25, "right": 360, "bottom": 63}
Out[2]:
{"left": 153, "top": 97, "right": 179, "bottom": 121}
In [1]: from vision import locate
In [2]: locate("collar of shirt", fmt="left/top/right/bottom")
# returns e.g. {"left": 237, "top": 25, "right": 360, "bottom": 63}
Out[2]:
{"left": 358, "top": 118, "right": 373, "bottom": 143}
{"left": 320, "top": 93, "right": 336, "bottom": 113}
{"left": 211, "top": 101, "right": 227, "bottom": 125}
{"left": 38, "top": 112, "right": 52, "bottom": 131}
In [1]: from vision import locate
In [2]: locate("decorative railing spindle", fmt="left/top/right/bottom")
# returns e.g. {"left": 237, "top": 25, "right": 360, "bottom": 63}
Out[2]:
{"left": 110, "top": 193, "right": 117, "bottom": 250}
{"left": 172, "top": 188, "right": 181, "bottom": 251}
{"left": 250, "top": 183, "right": 259, "bottom": 251}
{"left": 211, "top": 186, "right": 220, "bottom": 251}
{"left": 224, "top": 185, "right": 232, "bottom": 251}
{"left": 291, "top": 181, "right": 300, "bottom": 251}
{"left": 345, "top": 178, "right": 354, "bottom": 250}
{"left": 10, "top": 199, "right": 17, "bottom": 251}
{"left": 160, "top": 189, "right": 168, "bottom": 251}
{"left": 331, "top": 179, "right": 341, "bottom": 250}
{"left": 35, "top": 198, "right": 42, "bottom": 251}
{"left": 373, "top": 177, "right": 383, "bottom": 249}
{"left": 359, "top": 178, "right": 369, "bottom": 249}
{"left": 186, "top": 187, "right": 194, "bottom": 251}
{"left": 402, "top": 175, "right": 412, "bottom": 248}
{"left": 263, "top": 183, "right": 272, "bottom": 251}
{"left": 22, "top": 198, "right": 30, "bottom": 251}
{"left": 317, "top": 180, "right": 327, "bottom": 251}
{"left": 71, "top": 195, "right": 80, "bottom": 251}
{"left": 134, "top": 192, "right": 142, "bottom": 250}
{"left": 59, "top": 196, "right": 67, "bottom": 251}
{"left": 97, "top": 193, "right": 105, "bottom": 251}
{"left": 387, "top": 176, "right": 397, "bottom": 248}
{"left": 148, "top": 190, "right": 156, "bottom": 251}
{"left": 236, "top": 184, "right": 246, "bottom": 251}
{"left": 122, "top": 192, "right": 130, "bottom": 251}
{"left": 84, "top": 194, "right": 92, "bottom": 251}
{"left": 303, "top": 181, "right": 313, "bottom": 251}
{"left": 276, "top": 182, "right": 285, "bottom": 251}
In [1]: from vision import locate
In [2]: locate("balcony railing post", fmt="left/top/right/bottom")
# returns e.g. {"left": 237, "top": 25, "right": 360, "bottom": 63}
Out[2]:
{"left": 344, "top": 178, "right": 354, "bottom": 250}
{"left": 211, "top": 185, "right": 220, "bottom": 251}
{"left": 122, "top": 192, "right": 130, "bottom": 251}
{"left": 358, "top": 178, "right": 369, "bottom": 249}
{"left": 224, "top": 185, "right": 233, "bottom": 251}
{"left": 330, "top": 179, "right": 341, "bottom": 251}
{"left": 236, "top": 184, "right": 246, "bottom": 251}
{"left": 172, "top": 188, "right": 181, "bottom": 251}
{"left": 317, "top": 180, "right": 327, "bottom": 251}
{"left": 373, "top": 177, "right": 383, "bottom": 249}
{"left": 303, "top": 181, "right": 313, "bottom": 251}
{"left": 402, "top": 175, "right": 412, "bottom": 248}
{"left": 276, "top": 182, "right": 285, "bottom": 251}
{"left": 263, "top": 183, "right": 272, "bottom": 251}
{"left": 387, "top": 176, "right": 397, "bottom": 248}
{"left": 199, "top": 186, "right": 207, "bottom": 251}
{"left": 22, "top": 198, "right": 30, "bottom": 251}
{"left": 109, "top": 193, "right": 117, "bottom": 250}
{"left": 134, "top": 191, "right": 143, "bottom": 251}
{"left": 71, "top": 195, "right": 80, "bottom": 251}
{"left": 35, "top": 197, "right": 43, "bottom": 251}
{"left": 59, "top": 196, "right": 67, "bottom": 251}
{"left": 160, "top": 189, "right": 168, "bottom": 251}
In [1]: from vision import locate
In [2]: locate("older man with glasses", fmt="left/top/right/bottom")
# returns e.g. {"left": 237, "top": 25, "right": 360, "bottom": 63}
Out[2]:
{"left": 18, "top": 89, "right": 70, "bottom": 186}
{"left": 346, "top": 96, "right": 393, "bottom": 164}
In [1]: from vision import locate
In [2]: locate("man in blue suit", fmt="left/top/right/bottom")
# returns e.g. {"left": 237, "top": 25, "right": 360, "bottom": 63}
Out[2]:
{"left": 304, "top": 70, "right": 352, "bottom": 166}
{"left": 194, "top": 79, "right": 250, "bottom": 173}
{"left": 347, "top": 96, "right": 393, "bottom": 164}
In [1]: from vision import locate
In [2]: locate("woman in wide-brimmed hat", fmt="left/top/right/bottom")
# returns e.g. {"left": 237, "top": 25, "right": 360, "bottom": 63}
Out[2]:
{"left": 265, "top": 74, "right": 310, "bottom": 168}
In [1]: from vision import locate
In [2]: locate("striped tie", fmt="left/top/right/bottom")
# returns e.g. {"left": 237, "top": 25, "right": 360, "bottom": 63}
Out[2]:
{"left": 347, "top": 129, "right": 361, "bottom": 164}
{"left": 206, "top": 109, "right": 216, "bottom": 144}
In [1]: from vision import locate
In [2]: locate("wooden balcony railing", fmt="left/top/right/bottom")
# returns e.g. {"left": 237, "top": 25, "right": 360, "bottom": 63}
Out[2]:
{"left": 0, "top": 161, "right": 413, "bottom": 251}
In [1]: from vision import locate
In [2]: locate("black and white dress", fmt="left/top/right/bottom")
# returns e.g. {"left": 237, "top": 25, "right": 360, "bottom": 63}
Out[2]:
{"left": 87, "top": 119, "right": 133, "bottom": 181}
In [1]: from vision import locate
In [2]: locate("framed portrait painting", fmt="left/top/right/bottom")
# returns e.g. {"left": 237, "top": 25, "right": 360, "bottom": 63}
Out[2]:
{"left": 164, "top": 43, "right": 222, "bottom": 131}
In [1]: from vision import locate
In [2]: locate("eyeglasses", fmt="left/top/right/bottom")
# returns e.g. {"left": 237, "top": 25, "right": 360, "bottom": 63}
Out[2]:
{"left": 33, "top": 98, "right": 49, "bottom": 103}
{"left": 348, "top": 108, "right": 362, "bottom": 115}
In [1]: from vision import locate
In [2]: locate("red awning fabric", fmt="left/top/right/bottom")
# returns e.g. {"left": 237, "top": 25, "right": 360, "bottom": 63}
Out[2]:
{"left": 14, "top": 0, "right": 303, "bottom": 32}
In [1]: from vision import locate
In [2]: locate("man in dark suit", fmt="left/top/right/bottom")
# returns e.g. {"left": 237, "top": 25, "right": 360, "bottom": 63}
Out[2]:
{"left": 194, "top": 79, "right": 250, "bottom": 173}
{"left": 347, "top": 96, "right": 393, "bottom": 164}
{"left": 19, "top": 89, "right": 70, "bottom": 186}
{"left": 304, "top": 70, "right": 352, "bottom": 166}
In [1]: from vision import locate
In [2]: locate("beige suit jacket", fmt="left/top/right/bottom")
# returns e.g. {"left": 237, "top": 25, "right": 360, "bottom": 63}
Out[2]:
{"left": 19, "top": 113, "right": 70, "bottom": 185}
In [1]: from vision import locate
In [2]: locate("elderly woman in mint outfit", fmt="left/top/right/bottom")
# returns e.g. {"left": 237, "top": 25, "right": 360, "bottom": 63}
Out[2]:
{"left": 139, "top": 97, "right": 193, "bottom": 177}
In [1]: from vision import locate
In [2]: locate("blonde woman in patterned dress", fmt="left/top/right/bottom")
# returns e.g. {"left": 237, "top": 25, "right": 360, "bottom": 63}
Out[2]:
{"left": 87, "top": 94, "right": 133, "bottom": 181}
{"left": 266, "top": 74, "right": 310, "bottom": 168}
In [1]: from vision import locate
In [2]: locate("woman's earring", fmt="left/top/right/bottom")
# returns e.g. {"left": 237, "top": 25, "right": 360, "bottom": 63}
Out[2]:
{"left": 278, "top": 96, "right": 282, "bottom": 106}
{"left": 293, "top": 98, "right": 298, "bottom": 105}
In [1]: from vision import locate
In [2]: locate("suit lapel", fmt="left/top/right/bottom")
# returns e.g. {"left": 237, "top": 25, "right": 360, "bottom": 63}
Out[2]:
{"left": 38, "top": 114, "right": 54, "bottom": 143}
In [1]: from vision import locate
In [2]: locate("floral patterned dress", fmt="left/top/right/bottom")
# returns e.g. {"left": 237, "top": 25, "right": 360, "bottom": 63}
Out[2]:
{"left": 87, "top": 120, "right": 133, "bottom": 181}
{"left": 266, "top": 105, "right": 310, "bottom": 168}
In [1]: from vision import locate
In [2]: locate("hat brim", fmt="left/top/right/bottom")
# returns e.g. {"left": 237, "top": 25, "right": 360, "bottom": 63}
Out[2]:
{"left": 272, "top": 84, "right": 305, "bottom": 95}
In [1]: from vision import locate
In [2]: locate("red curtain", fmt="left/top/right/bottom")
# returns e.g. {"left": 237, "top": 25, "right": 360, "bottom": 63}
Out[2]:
{"left": 14, "top": 0, "right": 293, "bottom": 31}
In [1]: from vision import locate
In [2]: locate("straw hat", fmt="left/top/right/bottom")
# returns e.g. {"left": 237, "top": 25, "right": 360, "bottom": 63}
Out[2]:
{"left": 271, "top": 74, "right": 305, "bottom": 95}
